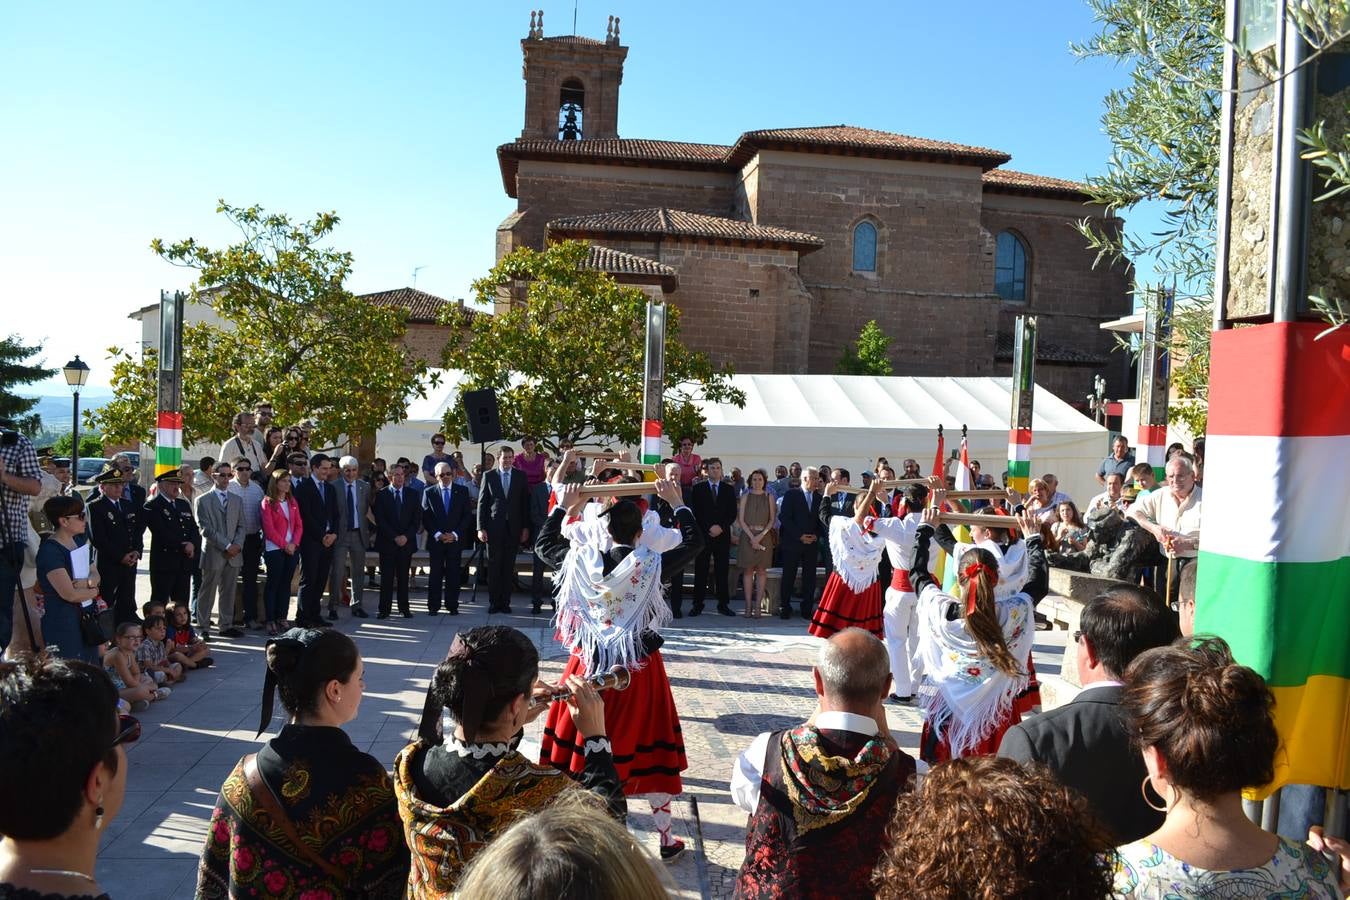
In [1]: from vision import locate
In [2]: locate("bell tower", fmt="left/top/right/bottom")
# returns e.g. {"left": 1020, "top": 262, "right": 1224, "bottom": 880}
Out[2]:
{"left": 520, "top": 9, "right": 627, "bottom": 141}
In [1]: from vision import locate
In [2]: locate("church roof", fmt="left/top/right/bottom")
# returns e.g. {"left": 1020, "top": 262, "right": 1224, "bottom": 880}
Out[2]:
{"left": 498, "top": 138, "right": 731, "bottom": 193}
{"left": 983, "top": 168, "right": 1093, "bottom": 200}
{"left": 547, "top": 208, "right": 825, "bottom": 252}
{"left": 359, "top": 287, "right": 466, "bottom": 324}
{"left": 727, "top": 125, "right": 1011, "bottom": 170}
{"left": 584, "top": 245, "right": 679, "bottom": 291}
{"left": 537, "top": 34, "right": 608, "bottom": 46}
{"left": 995, "top": 332, "right": 1107, "bottom": 366}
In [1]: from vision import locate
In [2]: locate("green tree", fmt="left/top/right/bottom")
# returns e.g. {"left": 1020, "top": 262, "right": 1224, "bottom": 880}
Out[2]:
{"left": 0, "top": 335, "right": 56, "bottom": 435}
{"left": 438, "top": 241, "right": 744, "bottom": 451}
{"left": 93, "top": 201, "right": 433, "bottom": 449}
{"left": 835, "top": 320, "right": 894, "bottom": 376}
{"left": 52, "top": 431, "right": 103, "bottom": 459}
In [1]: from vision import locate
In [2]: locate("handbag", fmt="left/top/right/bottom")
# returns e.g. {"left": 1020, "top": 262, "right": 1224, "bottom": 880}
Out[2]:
{"left": 79, "top": 600, "right": 114, "bottom": 647}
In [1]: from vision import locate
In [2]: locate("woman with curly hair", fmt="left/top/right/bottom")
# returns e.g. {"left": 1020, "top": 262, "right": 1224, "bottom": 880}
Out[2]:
{"left": 872, "top": 755, "right": 1115, "bottom": 899}
{"left": 1113, "top": 637, "right": 1342, "bottom": 897}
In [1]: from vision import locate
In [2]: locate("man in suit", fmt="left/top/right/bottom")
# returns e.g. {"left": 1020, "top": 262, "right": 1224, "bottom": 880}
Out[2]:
{"left": 144, "top": 471, "right": 201, "bottom": 612}
{"left": 374, "top": 462, "right": 421, "bottom": 618}
{"left": 194, "top": 460, "right": 247, "bottom": 638}
{"left": 328, "top": 455, "right": 372, "bottom": 620}
{"left": 291, "top": 453, "right": 339, "bottom": 627}
{"left": 998, "top": 585, "right": 1180, "bottom": 842}
{"left": 778, "top": 465, "right": 823, "bottom": 621}
{"left": 690, "top": 457, "right": 738, "bottom": 616}
{"left": 87, "top": 466, "right": 143, "bottom": 625}
{"left": 527, "top": 477, "right": 552, "bottom": 614}
{"left": 476, "top": 446, "right": 529, "bottom": 614}
{"left": 422, "top": 461, "right": 472, "bottom": 615}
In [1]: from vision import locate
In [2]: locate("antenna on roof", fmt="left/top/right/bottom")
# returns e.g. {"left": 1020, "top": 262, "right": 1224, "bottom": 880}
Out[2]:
{"left": 412, "top": 265, "right": 428, "bottom": 289}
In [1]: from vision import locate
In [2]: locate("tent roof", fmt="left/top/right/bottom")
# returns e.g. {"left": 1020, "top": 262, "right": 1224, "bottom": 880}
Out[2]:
{"left": 407, "top": 371, "right": 1099, "bottom": 435}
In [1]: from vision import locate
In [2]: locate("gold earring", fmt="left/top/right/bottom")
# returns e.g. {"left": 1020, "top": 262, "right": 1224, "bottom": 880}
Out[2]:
{"left": 1140, "top": 775, "right": 1168, "bottom": 813}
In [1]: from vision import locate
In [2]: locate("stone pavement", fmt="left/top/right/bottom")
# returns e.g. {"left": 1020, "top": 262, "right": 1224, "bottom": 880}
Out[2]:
{"left": 96, "top": 572, "right": 1066, "bottom": 899}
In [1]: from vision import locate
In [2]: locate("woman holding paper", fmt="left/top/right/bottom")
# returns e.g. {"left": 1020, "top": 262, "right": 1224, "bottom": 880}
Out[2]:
{"left": 36, "top": 494, "right": 102, "bottom": 662}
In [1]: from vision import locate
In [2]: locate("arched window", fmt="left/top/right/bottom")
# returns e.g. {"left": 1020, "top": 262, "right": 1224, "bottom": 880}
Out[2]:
{"left": 995, "top": 231, "right": 1028, "bottom": 302}
{"left": 559, "top": 78, "right": 584, "bottom": 140}
{"left": 852, "top": 221, "right": 877, "bottom": 273}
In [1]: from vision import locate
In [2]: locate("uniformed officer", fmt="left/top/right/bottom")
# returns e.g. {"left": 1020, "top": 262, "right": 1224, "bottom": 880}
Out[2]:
{"left": 144, "top": 471, "right": 201, "bottom": 609}
{"left": 88, "top": 466, "right": 145, "bottom": 625}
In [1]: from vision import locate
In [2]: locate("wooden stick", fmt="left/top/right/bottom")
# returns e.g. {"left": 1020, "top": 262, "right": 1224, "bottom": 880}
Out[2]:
{"left": 936, "top": 511, "right": 1018, "bottom": 528}
{"left": 601, "top": 461, "right": 664, "bottom": 472}
{"left": 576, "top": 482, "right": 657, "bottom": 498}
{"left": 943, "top": 490, "right": 1011, "bottom": 500}
{"left": 872, "top": 478, "right": 932, "bottom": 489}
{"left": 574, "top": 450, "right": 620, "bottom": 459}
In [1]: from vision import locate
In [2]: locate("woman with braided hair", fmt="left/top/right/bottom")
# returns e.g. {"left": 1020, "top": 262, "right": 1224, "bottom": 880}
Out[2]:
{"left": 392, "top": 625, "right": 623, "bottom": 896}
{"left": 909, "top": 508, "right": 1045, "bottom": 763}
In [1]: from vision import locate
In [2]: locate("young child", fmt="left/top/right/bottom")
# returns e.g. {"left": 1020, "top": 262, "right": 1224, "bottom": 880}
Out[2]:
{"left": 142, "top": 598, "right": 167, "bottom": 623}
{"left": 136, "top": 614, "right": 185, "bottom": 685}
{"left": 166, "top": 601, "right": 213, "bottom": 669}
{"left": 104, "top": 622, "right": 170, "bottom": 711}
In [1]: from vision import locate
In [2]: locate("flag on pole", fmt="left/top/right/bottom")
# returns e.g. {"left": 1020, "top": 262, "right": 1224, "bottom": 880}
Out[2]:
{"left": 1197, "top": 322, "right": 1350, "bottom": 797}
{"left": 943, "top": 433, "right": 974, "bottom": 592}
{"left": 955, "top": 435, "right": 973, "bottom": 492}
{"left": 930, "top": 427, "right": 946, "bottom": 587}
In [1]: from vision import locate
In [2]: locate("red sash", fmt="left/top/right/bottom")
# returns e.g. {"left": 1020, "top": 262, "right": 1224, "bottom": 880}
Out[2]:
{"left": 890, "top": 569, "right": 913, "bottom": 592}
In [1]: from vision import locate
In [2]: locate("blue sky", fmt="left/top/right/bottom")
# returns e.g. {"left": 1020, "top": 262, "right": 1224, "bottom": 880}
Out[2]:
{"left": 1, "top": 1, "right": 1158, "bottom": 391}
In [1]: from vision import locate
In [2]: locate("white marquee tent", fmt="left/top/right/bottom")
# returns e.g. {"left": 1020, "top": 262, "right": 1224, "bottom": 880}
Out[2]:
{"left": 378, "top": 372, "right": 1110, "bottom": 505}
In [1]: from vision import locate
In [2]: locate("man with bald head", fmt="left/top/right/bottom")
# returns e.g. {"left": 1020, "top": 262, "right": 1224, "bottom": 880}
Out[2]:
{"left": 731, "top": 628, "right": 916, "bottom": 898}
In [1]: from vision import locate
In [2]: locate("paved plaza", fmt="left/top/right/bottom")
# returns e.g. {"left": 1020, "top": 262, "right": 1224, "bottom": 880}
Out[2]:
{"left": 97, "top": 570, "right": 1068, "bottom": 898}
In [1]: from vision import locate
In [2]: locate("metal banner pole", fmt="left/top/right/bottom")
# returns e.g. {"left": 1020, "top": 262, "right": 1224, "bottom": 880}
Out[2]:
{"left": 1137, "top": 287, "right": 1173, "bottom": 482}
{"left": 640, "top": 297, "right": 666, "bottom": 473}
{"left": 1006, "top": 315, "right": 1037, "bottom": 495}
{"left": 155, "top": 290, "right": 185, "bottom": 478}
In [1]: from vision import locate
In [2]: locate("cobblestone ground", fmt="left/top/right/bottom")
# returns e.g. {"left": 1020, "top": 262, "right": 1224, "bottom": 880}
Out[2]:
{"left": 96, "top": 569, "right": 1065, "bottom": 898}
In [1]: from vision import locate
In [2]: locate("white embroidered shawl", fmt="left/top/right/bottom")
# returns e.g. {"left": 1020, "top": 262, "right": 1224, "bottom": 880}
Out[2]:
{"left": 555, "top": 542, "right": 668, "bottom": 677}
{"left": 828, "top": 516, "right": 885, "bottom": 593}
{"left": 917, "top": 583, "right": 1035, "bottom": 757}
{"left": 560, "top": 499, "right": 682, "bottom": 553}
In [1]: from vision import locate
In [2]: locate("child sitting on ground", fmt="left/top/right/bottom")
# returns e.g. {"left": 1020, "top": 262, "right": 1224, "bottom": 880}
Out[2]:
{"left": 104, "top": 621, "right": 170, "bottom": 712}
{"left": 136, "top": 614, "right": 185, "bottom": 685}
{"left": 166, "top": 601, "right": 213, "bottom": 669}
{"left": 142, "top": 598, "right": 167, "bottom": 623}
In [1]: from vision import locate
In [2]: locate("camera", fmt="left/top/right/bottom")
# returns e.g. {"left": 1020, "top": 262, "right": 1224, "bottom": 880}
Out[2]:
{"left": 0, "top": 429, "right": 16, "bottom": 448}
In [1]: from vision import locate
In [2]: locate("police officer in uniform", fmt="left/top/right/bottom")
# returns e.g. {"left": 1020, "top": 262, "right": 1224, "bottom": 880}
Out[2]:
{"left": 88, "top": 466, "right": 144, "bottom": 625}
{"left": 144, "top": 470, "right": 201, "bottom": 610}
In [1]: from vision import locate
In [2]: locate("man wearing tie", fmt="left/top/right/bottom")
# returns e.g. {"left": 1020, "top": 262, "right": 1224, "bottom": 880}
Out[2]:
{"left": 87, "top": 466, "right": 143, "bottom": 625}
{"left": 476, "top": 446, "right": 529, "bottom": 614}
{"left": 422, "top": 462, "right": 472, "bottom": 615}
{"left": 691, "top": 457, "right": 738, "bottom": 616}
{"left": 329, "top": 455, "right": 371, "bottom": 620}
{"left": 292, "top": 453, "right": 340, "bottom": 627}
{"left": 195, "top": 461, "right": 247, "bottom": 638}
{"left": 374, "top": 463, "right": 421, "bottom": 618}
{"left": 777, "top": 466, "right": 823, "bottom": 621}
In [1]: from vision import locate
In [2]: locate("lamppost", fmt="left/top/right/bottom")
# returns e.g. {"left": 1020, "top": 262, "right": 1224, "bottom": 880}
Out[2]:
{"left": 63, "top": 356, "right": 90, "bottom": 486}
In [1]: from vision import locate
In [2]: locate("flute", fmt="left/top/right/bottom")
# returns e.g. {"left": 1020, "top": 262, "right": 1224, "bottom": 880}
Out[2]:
{"left": 529, "top": 666, "right": 632, "bottom": 709}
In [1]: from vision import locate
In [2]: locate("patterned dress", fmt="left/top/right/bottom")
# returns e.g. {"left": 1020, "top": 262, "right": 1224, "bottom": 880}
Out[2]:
{"left": 1113, "top": 836, "right": 1342, "bottom": 898}
{"left": 197, "top": 725, "right": 409, "bottom": 899}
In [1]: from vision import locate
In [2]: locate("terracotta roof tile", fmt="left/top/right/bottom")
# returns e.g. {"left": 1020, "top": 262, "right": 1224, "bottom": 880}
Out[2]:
{"left": 537, "top": 34, "right": 608, "bottom": 47}
{"left": 498, "top": 138, "right": 732, "bottom": 195}
{"left": 584, "top": 245, "right": 679, "bottom": 291}
{"left": 548, "top": 207, "right": 824, "bottom": 252}
{"left": 983, "top": 168, "right": 1093, "bottom": 200}
{"left": 995, "top": 332, "right": 1107, "bottom": 366}
{"left": 359, "top": 287, "right": 463, "bottom": 324}
{"left": 728, "top": 125, "right": 1011, "bottom": 170}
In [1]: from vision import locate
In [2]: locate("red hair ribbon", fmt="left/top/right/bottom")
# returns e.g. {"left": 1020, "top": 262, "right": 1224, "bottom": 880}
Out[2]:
{"left": 636, "top": 498, "right": 650, "bottom": 517}
{"left": 961, "top": 562, "right": 999, "bottom": 615}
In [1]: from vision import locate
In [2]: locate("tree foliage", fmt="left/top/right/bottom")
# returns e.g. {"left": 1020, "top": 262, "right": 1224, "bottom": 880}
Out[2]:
{"left": 835, "top": 320, "right": 895, "bottom": 376}
{"left": 438, "top": 241, "right": 744, "bottom": 452}
{"left": 0, "top": 335, "right": 56, "bottom": 435}
{"left": 52, "top": 431, "right": 104, "bottom": 459}
{"left": 93, "top": 202, "right": 432, "bottom": 449}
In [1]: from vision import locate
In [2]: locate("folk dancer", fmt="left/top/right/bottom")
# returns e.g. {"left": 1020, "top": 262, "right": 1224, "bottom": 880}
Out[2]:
{"left": 909, "top": 507, "right": 1045, "bottom": 763}
{"left": 534, "top": 479, "right": 703, "bottom": 861}
{"left": 866, "top": 482, "right": 934, "bottom": 703}
{"left": 807, "top": 479, "right": 886, "bottom": 640}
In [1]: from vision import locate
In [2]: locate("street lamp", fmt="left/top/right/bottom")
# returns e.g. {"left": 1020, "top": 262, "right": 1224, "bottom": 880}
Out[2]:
{"left": 63, "top": 356, "right": 90, "bottom": 486}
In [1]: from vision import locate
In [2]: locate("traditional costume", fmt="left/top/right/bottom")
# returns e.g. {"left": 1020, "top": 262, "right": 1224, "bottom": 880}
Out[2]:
{"left": 867, "top": 509, "right": 930, "bottom": 698}
{"left": 909, "top": 523, "right": 1047, "bottom": 763}
{"left": 533, "top": 496, "right": 703, "bottom": 855}
{"left": 807, "top": 514, "right": 885, "bottom": 639}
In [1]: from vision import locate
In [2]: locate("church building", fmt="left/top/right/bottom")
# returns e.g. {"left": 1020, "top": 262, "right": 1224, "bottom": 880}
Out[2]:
{"left": 495, "top": 11, "right": 1134, "bottom": 405}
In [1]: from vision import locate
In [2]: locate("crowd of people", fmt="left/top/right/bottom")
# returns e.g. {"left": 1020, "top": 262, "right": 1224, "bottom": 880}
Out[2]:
{"left": 4, "top": 413, "right": 1347, "bottom": 899}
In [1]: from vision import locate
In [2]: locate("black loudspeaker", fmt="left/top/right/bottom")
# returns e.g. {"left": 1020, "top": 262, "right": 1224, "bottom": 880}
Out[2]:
{"left": 463, "top": 389, "right": 503, "bottom": 444}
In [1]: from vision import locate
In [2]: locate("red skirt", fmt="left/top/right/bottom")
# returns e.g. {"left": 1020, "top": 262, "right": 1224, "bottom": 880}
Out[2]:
{"left": 919, "top": 705, "right": 1020, "bottom": 764}
{"left": 808, "top": 574, "right": 883, "bottom": 639}
{"left": 540, "top": 650, "right": 686, "bottom": 797}
{"left": 1014, "top": 657, "right": 1042, "bottom": 716}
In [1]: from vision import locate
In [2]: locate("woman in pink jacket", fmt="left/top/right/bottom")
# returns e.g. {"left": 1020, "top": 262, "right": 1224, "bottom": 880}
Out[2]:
{"left": 260, "top": 469, "right": 303, "bottom": 636}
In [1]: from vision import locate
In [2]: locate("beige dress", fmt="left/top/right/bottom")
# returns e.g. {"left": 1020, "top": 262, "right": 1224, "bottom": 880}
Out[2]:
{"left": 738, "top": 492, "right": 777, "bottom": 570}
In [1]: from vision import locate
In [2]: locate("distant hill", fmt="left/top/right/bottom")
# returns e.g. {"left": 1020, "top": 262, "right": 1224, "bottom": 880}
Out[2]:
{"left": 15, "top": 392, "right": 112, "bottom": 432}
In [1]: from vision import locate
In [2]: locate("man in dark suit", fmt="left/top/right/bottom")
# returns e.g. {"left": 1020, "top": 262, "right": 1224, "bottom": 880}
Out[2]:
{"left": 291, "top": 453, "right": 340, "bottom": 627}
{"left": 689, "top": 458, "right": 737, "bottom": 616}
{"left": 527, "top": 478, "right": 553, "bottom": 614}
{"left": 143, "top": 471, "right": 201, "bottom": 611}
{"left": 998, "top": 585, "right": 1180, "bottom": 843}
{"left": 778, "top": 466, "right": 823, "bottom": 621}
{"left": 422, "top": 461, "right": 472, "bottom": 615}
{"left": 374, "top": 463, "right": 421, "bottom": 617}
{"left": 87, "top": 467, "right": 143, "bottom": 625}
{"left": 476, "top": 446, "right": 529, "bottom": 614}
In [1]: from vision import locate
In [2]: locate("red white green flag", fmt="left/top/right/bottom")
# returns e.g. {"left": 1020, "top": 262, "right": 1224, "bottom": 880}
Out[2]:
{"left": 1196, "top": 322, "right": 1350, "bottom": 796}
{"left": 155, "top": 410, "right": 183, "bottom": 478}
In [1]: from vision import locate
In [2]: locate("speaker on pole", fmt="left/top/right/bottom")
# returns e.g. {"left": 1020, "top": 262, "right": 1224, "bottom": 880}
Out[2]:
{"left": 463, "top": 389, "right": 503, "bottom": 444}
